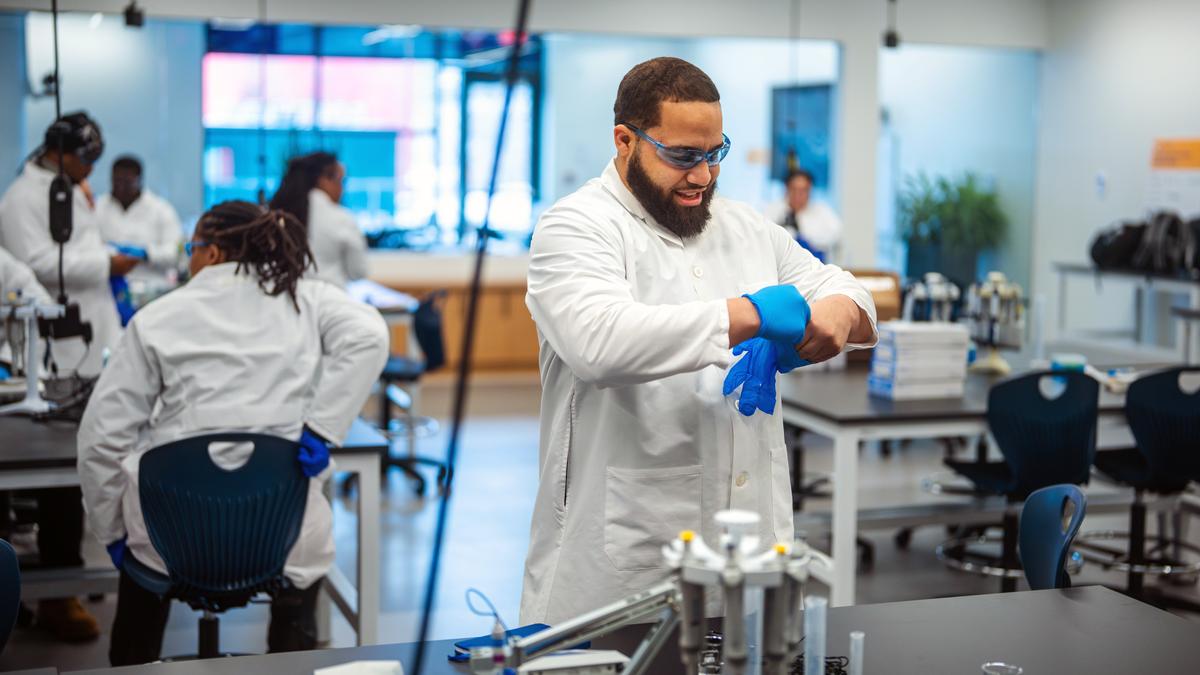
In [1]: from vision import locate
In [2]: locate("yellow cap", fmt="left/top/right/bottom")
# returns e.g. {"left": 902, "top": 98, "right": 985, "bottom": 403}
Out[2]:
{"left": 774, "top": 543, "right": 789, "bottom": 555}
{"left": 680, "top": 530, "right": 695, "bottom": 542}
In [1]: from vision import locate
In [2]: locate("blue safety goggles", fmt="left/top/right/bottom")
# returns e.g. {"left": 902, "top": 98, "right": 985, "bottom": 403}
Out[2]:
{"left": 622, "top": 123, "right": 731, "bottom": 170}
{"left": 184, "top": 240, "right": 209, "bottom": 256}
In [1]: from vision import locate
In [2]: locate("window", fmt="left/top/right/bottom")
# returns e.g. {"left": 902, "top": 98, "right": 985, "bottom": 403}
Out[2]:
{"left": 201, "top": 25, "right": 542, "bottom": 249}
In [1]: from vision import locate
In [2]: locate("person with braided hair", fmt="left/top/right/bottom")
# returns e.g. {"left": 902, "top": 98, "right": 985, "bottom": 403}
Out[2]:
{"left": 77, "top": 200, "right": 389, "bottom": 665}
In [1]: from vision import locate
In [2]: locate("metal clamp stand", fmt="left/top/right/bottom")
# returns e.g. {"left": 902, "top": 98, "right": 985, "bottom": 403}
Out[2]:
{"left": 0, "top": 294, "right": 65, "bottom": 417}
{"left": 486, "top": 510, "right": 832, "bottom": 675}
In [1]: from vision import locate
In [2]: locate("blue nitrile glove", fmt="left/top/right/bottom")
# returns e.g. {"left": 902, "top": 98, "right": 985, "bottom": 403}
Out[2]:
{"left": 298, "top": 426, "right": 330, "bottom": 478}
{"left": 0, "top": 365, "right": 10, "bottom": 381}
{"left": 775, "top": 340, "right": 811, "bottom": 373}
{"left": 112, "top": 243, "right": 149, "bottom": 261}
{"left": 723, "top": 338, "right": 780, "bottom": 416}
{"left": 109, "top": 276, "right": 136, "bottom": 326}
{"left": 743, "top": 285, "right": 812, "bottom": 343}
{"left": 106, "top": 537, "right": 127, "bottom": 570}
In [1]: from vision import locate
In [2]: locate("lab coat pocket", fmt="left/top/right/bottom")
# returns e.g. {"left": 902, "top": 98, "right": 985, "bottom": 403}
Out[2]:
{"left": 603, "top": 464, "right": 702, "bottom": 571}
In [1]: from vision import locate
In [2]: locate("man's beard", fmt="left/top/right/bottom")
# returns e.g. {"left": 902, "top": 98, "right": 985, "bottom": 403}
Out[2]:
{"left": 626, "top": 152, "right": 716, "bottom": 239}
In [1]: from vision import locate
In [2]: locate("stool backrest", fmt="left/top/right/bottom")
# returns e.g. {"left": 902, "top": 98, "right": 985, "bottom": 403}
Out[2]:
{"left": 1019, "top": 484, "right": 1087, "bottom": 590}
{"left": 988, "top": 370, "right": 1099, "bottom": 497}
{"left": 138, "top": 433, "right": 307, "bottom": 604}
{"left": 414, "top": 290, "right": 447, "bottom": 372}
{"left": 1125, "top": 367, "right": 1200, "bottom": 482}
{"left": 0, "top": 539, "right": 18, "bottom": 655}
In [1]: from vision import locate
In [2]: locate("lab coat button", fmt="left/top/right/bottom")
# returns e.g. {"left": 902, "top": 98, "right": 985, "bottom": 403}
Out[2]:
{"left": 692, "top": 266, "right": 703, "bottom": 278}
{"left": 736, "top": 472, "right": 748, "bottom": 487}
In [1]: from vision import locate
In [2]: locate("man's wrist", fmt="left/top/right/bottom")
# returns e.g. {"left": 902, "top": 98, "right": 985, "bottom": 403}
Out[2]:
{"left": 726, "top": 297, "right": 761, "bottom": 347}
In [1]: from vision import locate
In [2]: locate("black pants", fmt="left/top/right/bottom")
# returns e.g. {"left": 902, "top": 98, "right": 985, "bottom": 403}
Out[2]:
{"left": 33, "top": 487, "right": 85, "bottom": 567}
{"left": 109, "top": 567, "right": 322, "bottom": 666}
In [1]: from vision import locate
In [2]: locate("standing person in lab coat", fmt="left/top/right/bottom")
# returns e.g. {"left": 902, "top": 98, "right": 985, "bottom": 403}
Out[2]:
{"left": 269, "top": 151, "right": 369, "bottom": 288}
{"left": 0, "top": 112, "right": 138, "bottom": 643}
{"left": 77, "top": 201, "right": 389, "bottom": 665}
{"left": 764, "top": 168, "right": 844, "bottom": 263}
{"left": 95, "top": 155, "right": 184, "bottom": 290}
{"left": 521, "top": 57, "right": 877, "bottom": 624}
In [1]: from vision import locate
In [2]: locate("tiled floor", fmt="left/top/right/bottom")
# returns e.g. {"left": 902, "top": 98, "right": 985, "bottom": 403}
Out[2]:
{"left": 2, "top": 372, "right": 1198, "bottom": 672}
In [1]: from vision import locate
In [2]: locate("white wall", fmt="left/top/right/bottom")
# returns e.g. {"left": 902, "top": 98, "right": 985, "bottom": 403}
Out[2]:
{"left": 1032, "top": 0, "right": 1200, "bottom": 340}
{"left": 879, "top": 44, "right": 1040, "bottom": 287}
{"left": 20, "top": 13, "right": 205, "bottom": 222}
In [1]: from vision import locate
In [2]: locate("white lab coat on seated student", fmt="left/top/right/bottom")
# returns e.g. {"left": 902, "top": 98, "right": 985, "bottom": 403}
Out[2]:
{"left": 0, "top": 162, "right": 120, "bottom": 376}
{"left": 520, "top": 160, "right": 877, "bottom": 624}
{"left": 96, "top": 190, "right": 183, "bottom": 285}
{"left": 764, "top": 199, "right": 843, "bottom": 261}
{"left": 307, "top": 189, "right": 368, "bottom": 288}
{"left": 77, "top": 263, "right": 389, "bottom": 588}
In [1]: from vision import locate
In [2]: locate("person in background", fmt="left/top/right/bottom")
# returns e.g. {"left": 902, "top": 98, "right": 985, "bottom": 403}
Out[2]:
{"left": 0, "top": 111, "right": 137, "bottom": 643}
{"left": 764, "top": 168, "right": 843, "bottom": 263}
{"left": 77, "top": 201, "right": 389, "bottom": 665}
{"left": 96, "top": 155, "right": 184, "bottom": 289}
{"left": 269, "top": 152, "right": 368, "bottom": 288}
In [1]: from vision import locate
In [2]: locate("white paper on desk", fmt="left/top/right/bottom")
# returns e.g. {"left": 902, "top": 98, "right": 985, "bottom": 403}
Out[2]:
{"left": 314, "top": 660, "right": 404, "bottom": 675}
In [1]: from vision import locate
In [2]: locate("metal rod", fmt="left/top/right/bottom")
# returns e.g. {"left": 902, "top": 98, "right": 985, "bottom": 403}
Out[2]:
{"left": 624, "top": 608, "right": 680, "bottom": 675}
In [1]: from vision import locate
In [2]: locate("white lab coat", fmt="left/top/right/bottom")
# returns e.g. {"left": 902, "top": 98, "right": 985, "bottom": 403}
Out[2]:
{"left": 77, "top": 263, "right": 389, "bottom": 588}
{"left": 307, "top": 189, "right": 369, "bottom": 288}
{"left": 96, "top": 189, "right": 183, "bottom": 286}
{"left": 520, "top": 161, "right": 877, "bottom": 624}
{"left": 0, "top": 246, "right": 51, "bottom": 359}
{"left": 764, "top": 199, "right": 843, "bottom": 260}
{"left": 0, "top": 162, "right": 120, "bottom": 376}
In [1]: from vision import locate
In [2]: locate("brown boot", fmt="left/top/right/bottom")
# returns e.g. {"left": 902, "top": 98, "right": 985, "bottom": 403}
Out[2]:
{"left": 37, "top": 598, "right": 101, "bottom": 642}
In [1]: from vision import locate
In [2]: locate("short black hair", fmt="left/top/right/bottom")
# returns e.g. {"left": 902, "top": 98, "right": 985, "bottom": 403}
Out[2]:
{"left": 785, "top": 168, "right": 815, "bottom": 187}
{"left": 613, "top": 57, "right": 720, "bottom": 130}
{"left": 112, "top": 155, "right": 142, "bottom": 176}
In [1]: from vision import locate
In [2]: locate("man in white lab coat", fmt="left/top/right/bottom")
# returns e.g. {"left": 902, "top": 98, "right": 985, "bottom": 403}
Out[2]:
{"left": 521, "top": 57, "right": 877, "bottom": 624}
{"left": 0, "top": 112, "right": 138, "bottom": 642}
{"left": 95, "top": 155, "right": 183, "bottom": 290}
{"left": 764, "top": 169, "right": 844, "bottom": 263}
{"left": 77, "top": 201, "right": 389, "bottom": 664}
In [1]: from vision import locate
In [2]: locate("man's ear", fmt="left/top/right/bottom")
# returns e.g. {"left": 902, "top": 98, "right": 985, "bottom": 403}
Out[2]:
{"left": 613, "top": 125, "right": 635, "bottom": 158}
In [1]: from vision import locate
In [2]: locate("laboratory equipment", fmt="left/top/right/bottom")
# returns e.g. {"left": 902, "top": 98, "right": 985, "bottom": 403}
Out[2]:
{"left": 847, "top": 631, "right": 864, "bottom": 675}
{"left": 474, "top": 509, "right": 832, "bottom": 675}
{"left": 965, "top": 271, "right": 1025, "bottom": 375}
{"left": 901, "top": 272, "right": 960, "bottom": 322}
{"left": 0, "top": 290, "right": 64, "bottom": 416}
{"left": 802, "top": 596, "right": 827, "bottom": 675}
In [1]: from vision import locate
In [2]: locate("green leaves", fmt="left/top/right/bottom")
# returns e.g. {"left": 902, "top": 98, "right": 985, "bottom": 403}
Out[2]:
{"left": 897, "top": 172, "right": 1007, "bottom": 252}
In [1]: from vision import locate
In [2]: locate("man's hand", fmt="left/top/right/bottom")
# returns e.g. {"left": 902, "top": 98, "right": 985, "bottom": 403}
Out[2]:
{"left": 109, "top": 254, "right": 141, "bottom": 277}
{"left": 796, "top": 296, "right": 863, "bottom": 364}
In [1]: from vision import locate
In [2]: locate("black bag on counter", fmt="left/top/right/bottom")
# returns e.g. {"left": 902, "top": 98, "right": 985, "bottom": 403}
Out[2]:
{"left": 1089, "top": 221, "right": 1145, "bottom": 269}
{"left": 1131, "top": 211, "right": 1194, "bottom": 276}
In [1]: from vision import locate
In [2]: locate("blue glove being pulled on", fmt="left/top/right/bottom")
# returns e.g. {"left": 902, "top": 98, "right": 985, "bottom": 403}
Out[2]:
{"left": 112, "top": 243, "right": 149, "bottom": 261}
{"left": 775, "top": 340, "right": 811, "bottom": 374}
{"left": 743, "top": 285, "right": 812, "bottom": 344}
{"left": 723, "top": 338, "right": 780, "bottom": 416}
{"left": 106, "top": 537, "right": 127, "bottom": 570}
{"left": 298, "top": 426, "right": 331, "bottom": 478}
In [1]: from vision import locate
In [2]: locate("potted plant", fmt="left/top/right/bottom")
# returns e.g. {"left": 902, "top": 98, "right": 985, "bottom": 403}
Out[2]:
{"left": 897, "top": 172, "right": 1007, "bottom": 287}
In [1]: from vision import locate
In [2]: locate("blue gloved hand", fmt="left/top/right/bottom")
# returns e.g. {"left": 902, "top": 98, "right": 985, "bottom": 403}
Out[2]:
{"left": 0, "top": 365, "right": 10, "bottom": 381}
{"left": 112, "top": 243, "right": 149, "bottom": 261}
{"left": 298, "top": 426, "right": 331, "bottom": 478}
{"left": 106, "top": 537, "right": 127, "bottom": 570}
{"left": 743, "top": 285, "right": 812, "bottom": 344}
{"left": 775, "top": 340, "right": 811, "bottom": 374}
{"left": 723, "top": 338, "right": 780, "bottom": 416}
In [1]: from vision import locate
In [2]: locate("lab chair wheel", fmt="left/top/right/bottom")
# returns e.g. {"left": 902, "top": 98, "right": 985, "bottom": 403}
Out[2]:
{"left": 17, "top": 602, "right": 34, "bottom": 628}
{"left": 894, "top": 527, "right": 913, "bottom": 550}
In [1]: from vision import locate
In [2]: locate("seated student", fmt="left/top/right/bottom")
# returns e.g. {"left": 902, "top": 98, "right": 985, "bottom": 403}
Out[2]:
{"left": 77, "top": 201, "right": 389, "bottom": 665}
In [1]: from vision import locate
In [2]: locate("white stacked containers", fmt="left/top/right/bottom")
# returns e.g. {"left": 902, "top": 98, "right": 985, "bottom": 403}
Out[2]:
{"left": 868, "top": 321, "right": 971, "bottom": 400}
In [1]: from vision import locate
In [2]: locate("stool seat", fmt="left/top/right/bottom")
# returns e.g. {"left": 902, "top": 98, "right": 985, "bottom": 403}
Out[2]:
{"left": 1093, "top": 448, "right": 1191, "bottom": 494}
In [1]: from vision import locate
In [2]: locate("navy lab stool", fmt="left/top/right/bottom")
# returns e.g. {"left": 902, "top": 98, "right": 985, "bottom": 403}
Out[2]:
{"left": 1019, "top": 484, "right": 1087, "bottom": 590}
{"left": 0, "top": 539, "right": 19, "bottom": 655}
{"left": 930, "top": 371, "right": 1098, "bottom": 592}
{"left": 124, "top": 433, "right": 307, "bottom": 660}
{"left": 1075, "top": 366, "right": 1200, "bottom": 610}
{"left": 377, "top": 290, "right": 450, "bottom": 496}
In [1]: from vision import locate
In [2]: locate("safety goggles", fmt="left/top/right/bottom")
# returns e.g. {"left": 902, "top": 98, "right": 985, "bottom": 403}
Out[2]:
{"left": 184, "top": 240, "right": 209, "bottom": 256}
{"left": 622, "top": 123, "right": 731, "bottom": 170}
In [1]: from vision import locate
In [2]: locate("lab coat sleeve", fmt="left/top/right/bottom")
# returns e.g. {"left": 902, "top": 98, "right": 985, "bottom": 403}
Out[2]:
{"left": 77, "top": 320, "right": 160, "bottom": 545}
{"left": 0, "top": 246, "right": 52, "bottom": 304}
{"left": 771, "top": 220, "right": 878, "bottom": 349}
{"left": 303, "top": 286, "right": 389, "bottom": 444}
{"left": 340, "top": 214, "right": 370, "bottom": 283}
{"left": 148, "top": 199, "right": 183, "bottom": 269}
{"left": 1, "top": 194, "right": 109, "bottom": 289}
{"left": 526, "top": 207, "right": 733, "bottom": 387}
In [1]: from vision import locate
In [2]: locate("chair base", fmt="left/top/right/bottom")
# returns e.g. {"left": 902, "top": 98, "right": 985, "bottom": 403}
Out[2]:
{"left": 936, "top": 533, "right": 1027, "bottom": 580}
{"left": 1073, "top": 531, "right": 1200, "bottom": 579}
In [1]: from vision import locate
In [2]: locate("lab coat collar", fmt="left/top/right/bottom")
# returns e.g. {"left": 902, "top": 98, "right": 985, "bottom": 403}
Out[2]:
{"left": 599, "top": 159, "right": 685, "bottom": 248}
{"left": 21, "top": 161, "right": 55, "bottom": 185}
{"left": 189, "top": 261, "right": 252, "bottom": 287}
{"left": 309, "top": 188, "right": 333, "bottom": 206}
